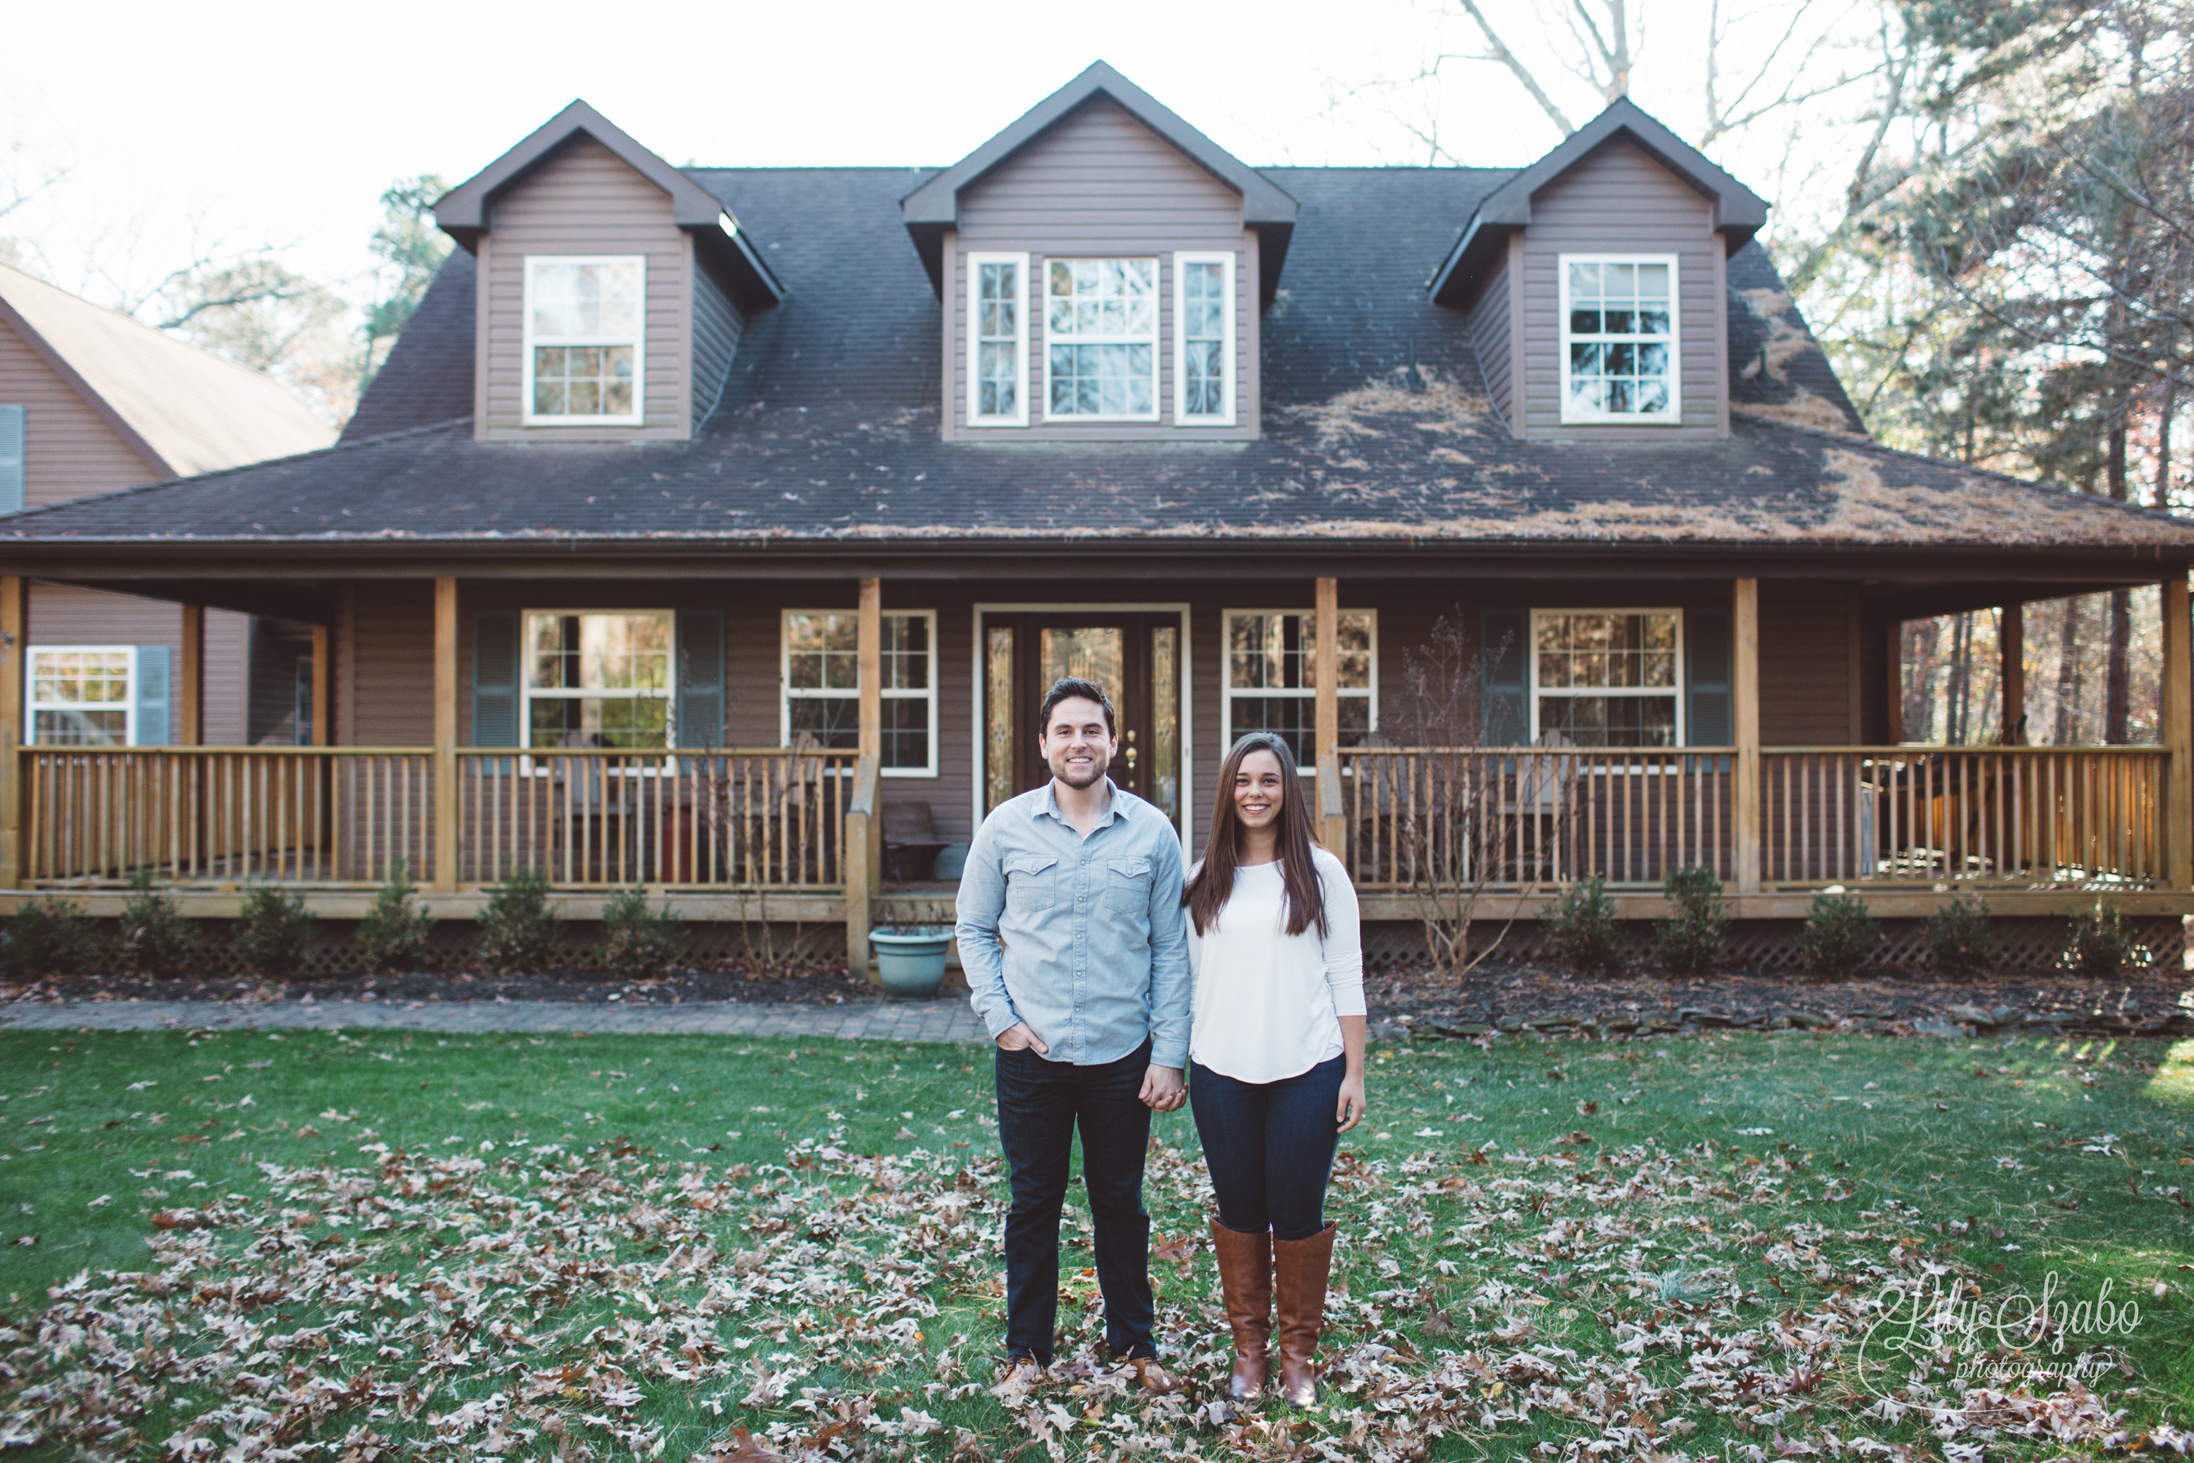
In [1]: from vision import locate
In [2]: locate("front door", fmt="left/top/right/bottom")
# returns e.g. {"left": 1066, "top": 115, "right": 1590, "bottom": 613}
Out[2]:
{"left": 981, "top": 611, "right": 1182, "bottom": 827}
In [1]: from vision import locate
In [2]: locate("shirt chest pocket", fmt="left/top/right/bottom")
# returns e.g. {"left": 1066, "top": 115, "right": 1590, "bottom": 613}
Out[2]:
{"left": 1106, "top": 855, "right": 1152, "bottom": 915}
{"left": 1004, "top": 853, "right": 1059, "bottom": 913}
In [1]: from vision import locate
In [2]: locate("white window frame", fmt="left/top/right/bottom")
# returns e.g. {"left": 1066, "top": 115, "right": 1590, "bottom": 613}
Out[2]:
{"left": 518, "top": 609, "right": 677, "bottom": 752}
{"left": 1557, "top": 253, "right": 1681, "bottom": 426}
{"left": 780, "top": 609, "right": 939, "bottom": 778}
{"left": 965, "top": 251, "right": 1029, "bottom": 427}
{"left": 522, "top": 255, "right": 646, "bottom": 427}
{"left": 1173, "top": 251, "right": 1236, "bottom": 426}
{"left": 1528, "top": 607, "right": 1685, "bottom": 749}
{"left": 1040, "top": 256, "right": 1161, "bottom": 422}
{"left": 1220, "top": 608, "right": 1378, "bottom": 768}
{"left": 26, "top": 644, "right": 135, "bottom": 747}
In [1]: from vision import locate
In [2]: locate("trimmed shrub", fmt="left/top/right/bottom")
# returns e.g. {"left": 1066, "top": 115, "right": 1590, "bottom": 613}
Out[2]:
{"left": 475, "top": 869, "right": 559, "bottom": 973}
{"left": 598, "top": 887, "right": 686, "bottom": 981}
{"left": 6, "top": 897, "right": 92, "bottom": 979}
{"left": 1545, "top": 875, "right": 1627, "bottom": 976}
{"left": 118, "top": 869, "right": 195, "bottom": 976}
{"left": 232, "top": 887, "right": 316, "bottom": 976}
{"left": 2065, "top": 901, "right": 2143, "bottom": 979}
{"left": 354, "top": 858, "right": 435, "bottom": 972}
{"left": 1794, "top": 890, "right": 1878, "bottom": 980}
{"left": 1923, "top": 891, "right": 1997, "bottom": 980}
{"left": 1653, "top": 865, "right": 1727, "bottom": 977}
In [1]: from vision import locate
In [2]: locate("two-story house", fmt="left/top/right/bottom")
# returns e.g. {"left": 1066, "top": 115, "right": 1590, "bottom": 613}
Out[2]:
{"left": 2, "top": 63, "right": 2189, "bottom": 974}
{"left": 0, "top": 262, "right": 335, "bottom": 749}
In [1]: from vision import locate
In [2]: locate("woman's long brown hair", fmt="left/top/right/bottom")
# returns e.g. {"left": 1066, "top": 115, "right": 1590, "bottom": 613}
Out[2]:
{"left": 1184, "top": 731, "right": 1329, "bottom": 938}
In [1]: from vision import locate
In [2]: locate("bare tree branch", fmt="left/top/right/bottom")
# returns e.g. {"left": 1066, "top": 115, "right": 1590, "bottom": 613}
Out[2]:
{"left": 1455, "top": 0, "right": 1577, "bottom": 135}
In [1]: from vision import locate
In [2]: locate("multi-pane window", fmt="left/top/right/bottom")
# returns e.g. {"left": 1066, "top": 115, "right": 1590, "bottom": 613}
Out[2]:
{"left": 522, "top": 611, "right": 673, "bottom": 748}
{"left": 1176, "top": 253, "right": 1233, "bottom": 423}
{"left": 525, "top": 257, "right": 644, "bottom": 423}
{"left": 969, "top": 254, "right": 1026, "bottom": 424}
{"left": 1222, "top": 610, "right": 1375, "bottom": 766}
{"left": 1532, "top": 610, "right": 1682, "bottom": 747}
{"left": 782, "top": 610, "right": 938, "bottom": 775}
{"left": 1559, "top": 256, "right": 1678, "bottom": 423}
{"left": 1046, "top": 258, "right": 1157, "bottom": 418}
{"left": 28, "top": 647, "right": 131, "bottom": 746}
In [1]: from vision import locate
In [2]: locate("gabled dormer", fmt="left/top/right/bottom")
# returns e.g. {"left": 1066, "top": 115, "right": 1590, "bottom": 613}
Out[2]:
{"left": 903, "top": 62, "right": 1297, "bottom": 442}
{"left": 434, "top": 100, "right": 784, "bottom": 443}
{"left": 1429, "top": 98, "right": 1768, "bottom": 441}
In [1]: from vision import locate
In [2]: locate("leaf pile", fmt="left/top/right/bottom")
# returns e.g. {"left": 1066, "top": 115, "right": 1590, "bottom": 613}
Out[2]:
{"left": 0, "top": 1125, "right": 2180, "bottom": 1461}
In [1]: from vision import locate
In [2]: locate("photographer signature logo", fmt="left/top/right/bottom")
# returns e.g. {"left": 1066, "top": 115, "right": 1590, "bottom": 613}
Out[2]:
{"left": 1855, "top": 1271, "right": 2140, "bottom": 1399}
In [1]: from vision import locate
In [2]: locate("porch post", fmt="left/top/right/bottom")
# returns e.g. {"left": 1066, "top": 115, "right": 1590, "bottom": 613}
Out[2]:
{"left": 178, "top": 603, "right": 204, "bottom": 745}
{"left": 1314, "top": 577, "right": 1344, "bottom": 851}
{"left": 1999, "top": 604, "right": 2024, "bottom": 745}
{"left": 2163, "top": 573, "right": 2191, "bottom": 889}
{"left": 310, "top": 623, "right": 330, "bottom": 747}
{"left": 0, "top": 576, "right": 24, "bottom": 889}
{"left": 433, "top": 578, "right": 457, "bottom": 892}
{"left": 1734, "top": 579, "right": 1761, "bottom": 893}
{"left": 845, "top": 578, "right": 882, "bottom": 983}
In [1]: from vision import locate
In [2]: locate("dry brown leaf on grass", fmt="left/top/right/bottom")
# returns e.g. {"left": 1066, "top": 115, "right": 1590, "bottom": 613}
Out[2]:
{"left": 689, "top": 1424, "right": 784, "bottom": 1461}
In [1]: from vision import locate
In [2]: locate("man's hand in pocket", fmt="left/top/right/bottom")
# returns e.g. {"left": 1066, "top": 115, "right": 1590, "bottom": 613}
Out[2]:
{"left": 996, "top": 1022, "right": 1049, "bottom": 1054}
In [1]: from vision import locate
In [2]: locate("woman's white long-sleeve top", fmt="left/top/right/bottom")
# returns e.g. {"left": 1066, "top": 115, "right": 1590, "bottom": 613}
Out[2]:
{"left": 1186, "top": 846, "right": 1365, "bottom": 1084}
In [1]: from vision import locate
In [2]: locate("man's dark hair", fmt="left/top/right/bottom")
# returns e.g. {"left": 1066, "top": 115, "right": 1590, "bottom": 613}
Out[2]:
{"left": 1039, "top": 676, "right": 1117, "bottom": 738}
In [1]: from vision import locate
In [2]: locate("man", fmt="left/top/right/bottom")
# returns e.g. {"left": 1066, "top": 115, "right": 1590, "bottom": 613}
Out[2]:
{"left": 956, "top": 676, "right": 1191, "bottom": 1397}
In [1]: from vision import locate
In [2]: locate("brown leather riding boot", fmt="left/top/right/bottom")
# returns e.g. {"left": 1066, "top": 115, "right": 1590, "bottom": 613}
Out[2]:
{"left": 1272, "top": 1221, "right": 1337, "bottom": 1407}
{"left": 1209, "top": 1220, "right": 1272, "bottom": 1401}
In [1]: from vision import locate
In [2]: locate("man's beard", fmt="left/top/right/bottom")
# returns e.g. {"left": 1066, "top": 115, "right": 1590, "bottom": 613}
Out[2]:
{"left": 1050, "top": 751, "right": 1110, "bottom": 789}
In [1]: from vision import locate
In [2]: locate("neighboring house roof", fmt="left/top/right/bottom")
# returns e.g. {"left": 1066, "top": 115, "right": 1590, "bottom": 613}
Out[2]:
{"left": 8, "top": 168, "right": 2188, "bottom": 565}
{"left": 900, "top": 61, "right": 1299, "bottom": 300}
{"left": 0, "top": 261, "right": 335, "bottom": 478}
{"left": 1429, "top": 97, "right": 1771, "bottom": 307}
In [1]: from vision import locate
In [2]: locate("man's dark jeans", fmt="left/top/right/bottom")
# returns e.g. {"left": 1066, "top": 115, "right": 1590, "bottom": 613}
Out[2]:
{"left": 994, "top": 1039, "right": 1155, "bottom": 1365}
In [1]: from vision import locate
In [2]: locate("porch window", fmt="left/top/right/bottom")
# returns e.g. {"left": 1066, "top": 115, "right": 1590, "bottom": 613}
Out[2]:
{"left": 1222, "top": 609, "right": 1375, "bottom": 766}
{"left": 967, "top": 252, "right": 1027, "bottom": 425}
{"left": 523, "top": 257, "right": 644, "bottom": 424}
{"left": 1531, "top": 609, "right": 1682, "bottom": 746}
{"left": 1175, "top": 253, "right": 1234, "bottom": 424}
{"left": 1044, "top": 258, "right": 1157, "bottom": 419}
{"left": 522, "top": 611, "right": 673, "bottom": 748}
{"left": 28, "top": 647, "right": 132, "bottom": 746}
{"left": 1559, "top": 255, "right": 1679, "bottom": 424}
{"left": 782, "top": 610, "right": 938, "bottom": 776}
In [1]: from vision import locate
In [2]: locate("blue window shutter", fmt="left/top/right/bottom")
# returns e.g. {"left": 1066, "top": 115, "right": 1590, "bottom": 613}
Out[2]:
{"left": 1481, "top": 609, "right": 1529, "bottom": 745}
{"left": 472, "top": 611, "right": 519, "bottom": 747}
{"left": 1687, "top": 608, "right": 1732, "bottom": 746}
{"left": 134, "top": 646, "right": 171, "bottom": 746}
{"left": 0, "top": 405, "right": 24, "bottom": 515}
{"left": 676, "top": 609, "right": 725, "bottom": 749}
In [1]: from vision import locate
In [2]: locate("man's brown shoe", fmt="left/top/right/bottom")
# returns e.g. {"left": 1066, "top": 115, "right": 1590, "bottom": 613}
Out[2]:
{"left": 1210, "top": 1220, "right": 1272, "bottom": 1401}
{"left": 1126, "top": 1356, "right": 1183, "bottom": 1395}
{"left": 1272, "top": 1222, "right": 1337, "bottom": 1407}
{"left": 993, "top": 1355, "right": 1045, "bottom": 1404}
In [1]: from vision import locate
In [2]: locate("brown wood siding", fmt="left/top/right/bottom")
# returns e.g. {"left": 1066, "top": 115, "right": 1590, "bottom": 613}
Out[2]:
{"left": 1465, "top": 255, "right": 1514, "bottom": 428}
{"left": 248, "top": 617, "right": 316, "bottom": 744}
{"left": 0, "top": 317, "right": 162, "bottom": 506}
{"left": 1759, "top": 582, "right": 1855, "bottom": 745}
{"left": 952, "top": 96, "right": 1257, "bottom": 442}
{"left": 477, "top": 137, "right": 691, "bottom": 442}
{"left": 350, "top": 583, "right": 435, "bottom": 745}
{"left": 1517, "top": 137, "right": 1727, "bottom": 440}
{"left": 690, "top": 249, "right": 744, "bottom": 424}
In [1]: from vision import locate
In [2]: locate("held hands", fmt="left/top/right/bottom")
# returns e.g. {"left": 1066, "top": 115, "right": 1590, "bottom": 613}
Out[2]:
{"left": 996, "top": 1022, "right": 1049, "bottom": 1054}
{"left": 1139, "top": 1064, "right": 1187, "bottom": 1113}
{"left": 1336, "top": 1072, "right": 1367, "bottom": 1133}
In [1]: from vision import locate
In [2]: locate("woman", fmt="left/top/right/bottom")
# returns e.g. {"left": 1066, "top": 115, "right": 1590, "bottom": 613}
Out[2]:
{"left": 1184, "top": 731, "right": 1366, "bottom": 1406}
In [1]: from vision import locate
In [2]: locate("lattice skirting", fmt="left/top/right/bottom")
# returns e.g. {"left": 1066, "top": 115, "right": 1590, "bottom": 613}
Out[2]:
{"left": 1361, "top": 915, "right": 2188, "bottom": 975}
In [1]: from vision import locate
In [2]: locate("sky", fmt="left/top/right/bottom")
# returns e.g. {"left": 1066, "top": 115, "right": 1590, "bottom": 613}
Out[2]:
{"left": 0, "top": 0, "right": 1882, "bottom": 319}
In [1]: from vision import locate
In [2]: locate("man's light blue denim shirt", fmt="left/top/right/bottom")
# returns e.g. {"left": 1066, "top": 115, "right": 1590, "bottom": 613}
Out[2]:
{"left": 956, "top": 780, "right": 1191, "bottom": 1068}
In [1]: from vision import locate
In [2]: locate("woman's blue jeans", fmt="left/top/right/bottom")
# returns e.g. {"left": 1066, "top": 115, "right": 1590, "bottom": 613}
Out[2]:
{"left": 1188, "top": 1055, "right": 1345, "bottom": 1241}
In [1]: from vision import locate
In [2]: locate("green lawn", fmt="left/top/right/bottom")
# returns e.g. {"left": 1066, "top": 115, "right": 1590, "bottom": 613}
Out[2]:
{"left": 1, "top": 1025, "right": 2188, "bottom": 1460}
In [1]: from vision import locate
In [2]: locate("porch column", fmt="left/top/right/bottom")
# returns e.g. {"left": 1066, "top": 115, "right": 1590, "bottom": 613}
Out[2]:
{"left": 2163, "top": 573, "right": 2191, "bottom": 889}
{"left": 310, "top": 624, "right": 330, "bottom": 747}
{"left": 1999, "top": 604, "right": 2024, "bottom": 745}
{"left": 1314, "top": 577, "right": 1344, "bottom": 850}
{"left": 1733, "top": 579, "right": 1761, "bottom": 893}
{"left": 845, "top": 578, "right": 882, "bottom": 984}
{"left": 177, "top": 603, "right": 204, "bottom": 746}
{"left": 0, "top": 576, "right": 25, "bottom": 889}
{"left": 432, "top": 578, "right": 457, "bottom": 892}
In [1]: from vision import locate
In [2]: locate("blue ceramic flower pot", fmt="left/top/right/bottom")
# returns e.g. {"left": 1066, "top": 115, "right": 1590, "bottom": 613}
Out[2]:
{"left": 870, "top": 927, "right": 952, "bottom": 997}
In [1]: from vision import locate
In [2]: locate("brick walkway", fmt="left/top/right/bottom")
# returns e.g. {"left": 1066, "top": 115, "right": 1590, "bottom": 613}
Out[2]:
{"left": 0, "top": 994, "right": 988, "bottom": 1043}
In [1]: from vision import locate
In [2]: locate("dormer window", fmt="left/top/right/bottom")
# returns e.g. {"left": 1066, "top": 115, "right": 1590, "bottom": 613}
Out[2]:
{"left": 1176, "top": 253, "right": 1235, "bottom": 425}
{"left": 967, "top": 253, "right": 1028, "bottom": 425}
{"left": 1045, "top": 259, "right": 1157, "bottom": 419}
{"left": 1559, "top": 255, "right": 1678, "bottom": 424}
{"left": 524, "top": 257, "right": 644, "bottom": 425}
